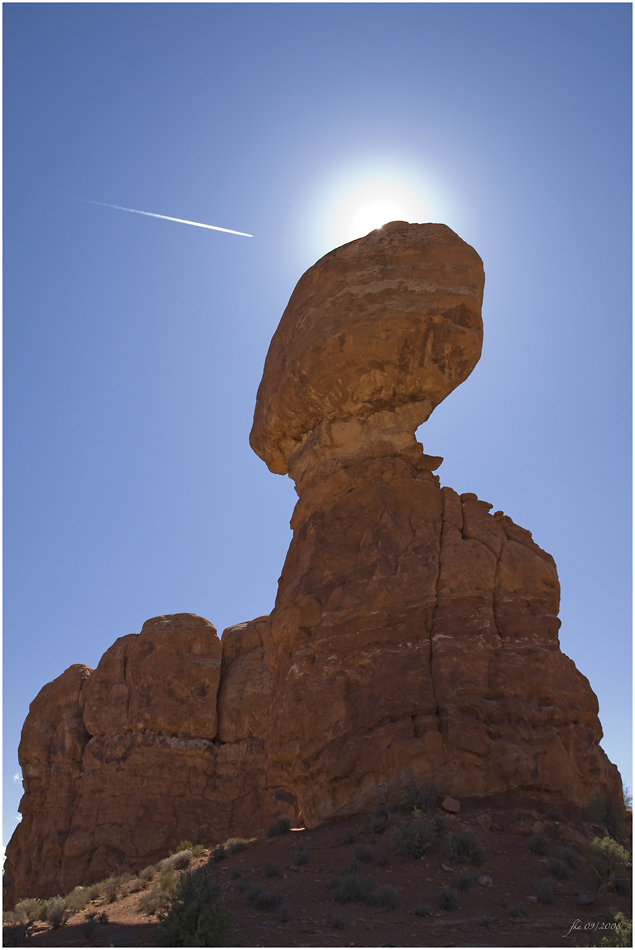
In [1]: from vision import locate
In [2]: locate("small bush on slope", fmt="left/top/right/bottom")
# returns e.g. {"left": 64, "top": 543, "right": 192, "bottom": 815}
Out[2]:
{"left": 155, "top": 865, "right": 233, "bottom": 947}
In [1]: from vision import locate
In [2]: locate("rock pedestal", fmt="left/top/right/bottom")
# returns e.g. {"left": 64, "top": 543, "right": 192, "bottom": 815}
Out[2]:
{"left": 4, "top": 223, "right": 622, "bottom": 905}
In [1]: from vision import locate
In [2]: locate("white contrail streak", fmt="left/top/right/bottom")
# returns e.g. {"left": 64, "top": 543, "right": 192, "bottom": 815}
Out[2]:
{"left": 66, "top": 195, "right": 252, "bottom": 236}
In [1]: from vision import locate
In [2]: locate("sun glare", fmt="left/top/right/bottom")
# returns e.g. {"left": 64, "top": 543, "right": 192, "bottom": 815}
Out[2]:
{"left": 302, "top": 160, "right": 458, "bottom": 265}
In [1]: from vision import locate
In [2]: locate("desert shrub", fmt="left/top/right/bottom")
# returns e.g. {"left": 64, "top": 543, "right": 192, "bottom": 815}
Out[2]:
{"left": 263, "top": 862, "right": 279, "bottom": 878}
{"left": 584, "top": 790, "right": 626, "bottom": 839}
{"left": 125, "top": 877, "right": 145, "bottom": 894}
{"left": 276, "top": 901, "right": 291, "bottom": 922}
{"left": 139, "top": 864, "right": 158, "bottom": 883}
{"left": 414, "top": 903, "right": 432, "bottom": 917}
{"left": 582, "top": 912, "right": 632, "bottom": 948}
{"left": 529, "top": 834, "right": 548, "bottom": 856}
{"left": 3, "top": 912, "right": 17, "bottom": 925}
{"left": 457, "top": 870, "right": 476, "bottom": 891}
{"left": 253, "top": 890, "right": 283, "bottom": 911}
{"left": 103, "top": 877, "right": 122, "bottom": 903}
{"left": 210, "top": 845, "right": 226, "bottom": 863}
{"left": 83, "top": 911, "right": 108, "bottom": 939}
{"left": 329, "top": 873, "right": 375, "bottom": 905}
{"left": 155, "top": 865, "right": 233, "bottom": 947}
{"left": 391, "top": 818, "right": 438, "bottom": 859}
{"left": 191, "top": 845, "right": 205, "bottom": 857}
{"left": 46, "top": 896, "right": 68, "bottom": 929}
{"left": 64, "top": 888, "right": 90, "bottom": 914}
{"left": 267, "top": 818, "right": 291, "bottom": 838}
{"left": 294, "top": 842, "right": 311, "bottom": 866}
{"left": 534, "top": 878, "right": 555, "bottom": 904}
{"left": 170, "top": 840, "right": 193, "bottom": 855}
{"left": 623, "top": 786, "right": 632, "bottom": 810}
{"left": 614, "top": 877, "right": 631, "bottom": 896}
{"left": 559, "top": 847, "right": 578, "bottom": 869}
{"left": 548, "top": 806, "right": 563, "bottom": 821}
{"left": 447, "top": 830, "right": 486, "bottom": 867}
{"left": 370, "top": 884, "right": 400, "bottom": 910}
{"left": 2, "top": 921, "right": 33, "bottom": 946}
{"left": 585, "top": 837, "right": 631, "bottom": 885}
{"left": 139, "top": 888, "right": 171, "bottom": 916}
{"left": 508, "top": 902, "right": 526, "bottom": 918}
{"left": 14, "top": 898, "right": 46, "bottom": 922}
{"left": 354, "top": 845, "right": 373, "bottom": 863}
{"left": 84, "top": 880, "right": 107, "bottom": 902}
{"left": 437, "top": 888, "right": 458, "bottom": 911}
{"left": 342, "top": 828, "right": 357, "bottom": 844}
{"left": 171, "top": 850, "right": 192, "bottom": 871}
{"left": 398, "top": 778, "right": 439, "bottom": 813}
{"left": 159, "top": 870, "right": 178, "bottom": 893}
{"left": 549, "top": 857, "right": 572, "bottom": 879}
{"left": 330, "top": 915, "right": 345, "bottom": 929}
{"left": 226, "top": 837, "right": 251, "bottom": 854}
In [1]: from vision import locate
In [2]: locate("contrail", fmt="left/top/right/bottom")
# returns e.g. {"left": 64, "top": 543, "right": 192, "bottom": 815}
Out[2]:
{"left": 64, "top": 195, "right": 252, "bottom": 236}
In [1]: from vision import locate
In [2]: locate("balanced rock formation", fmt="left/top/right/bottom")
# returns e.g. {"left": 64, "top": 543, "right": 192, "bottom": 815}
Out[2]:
{"left": 5, "top": 222, "right": 622, "bottom": 904}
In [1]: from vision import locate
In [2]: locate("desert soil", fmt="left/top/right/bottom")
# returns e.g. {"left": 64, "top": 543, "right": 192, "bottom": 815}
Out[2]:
{"left": 20, "top": 795, "right": 632, "bottom": 948}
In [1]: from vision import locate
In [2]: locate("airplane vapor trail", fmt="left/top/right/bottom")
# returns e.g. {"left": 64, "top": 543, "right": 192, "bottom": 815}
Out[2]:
{"left": 66, "top": 195, "right": 252, "bottom": 236}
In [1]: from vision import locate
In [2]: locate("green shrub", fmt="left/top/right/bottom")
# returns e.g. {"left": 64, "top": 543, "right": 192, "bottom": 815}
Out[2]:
{"left": 2, "top": 921, "right": 33, "bottom": 946}
{"left": 437, "top": 888, "right": 458, "bottom": 911}
{"left": 139, "top": 888, "right": 171, "bottom": 916}
{"left": 354, "top": 845, "right": 373, "bottom": 863}
{"left": 14, "top": 898, "right": 46, "bottom": 922}
{"left": 210, "top": 845, "right": 226, "bottom": 863}
{"left": 529, "top": 834, "right": 548, "bottom": 855}
{"left": 584, "top": 791, "right": 626, "bottom": 839}
{"left": 508, "top": 903, "right": 526, "bottom": 918}
{"left": 581, "top": 912, "right": 632, "bottom": 948}
{"left": 329, "top": 873, "right": 375, "bottom": 905}
{"left": 170, "top": 840, "right": 193, "bottom": 855}
{"left": 585, "top": 837, "right": 631, "bottom": 884}
{"left": 159, "top": 870, "right": 178, "bottom": 893}
{"left": 549, "top": 857, "right": 572, "bottom": 879}
{"left": 267, "top": 818, "right": 291, "bottom": 838}
{"left": 370, "top": 884, "right": 400, "bottom": 910}
{"left": 85, "top": 880, "right": 108, "bottom": 901}
{"left": 559, "top": 847, "right": 578, "bottom": 869}
{"left": 103, "top": 877, "right": 121, "bottom": 903}
{"left": 229, "top": 840, "right": 247, "bottom": 854}
{"left": 294, "top": 843, "right": 311, "bottom": 866}
{"left": 64, "top": 888, "right": 90, "bottom": 914}
{"left": 139, "top": 864, "right": 158, "bottom": 883}
{"left": 191, "top": 845, "right": 205, "bottom": 857}
{"left": 390, "top": 818, "right": 438, "bottom": 859}
{"left": 45, "top": 896, "right": 68, "bottom": 929}
{"left": 457, "top": 870, "right": 476, "bottom": 891}
{"left": 155, "top": 865, "right": 233, "bottom": 947}
{"left": 447, "top": 830, "right": 486, "bottom": 867}
{"left": 171, "top": 850, "right": 192, "bottom": 871}
{"left": 414, "top": 903, "right": 432, "bottom": 916}
{"left": 398, "top": 778, "right": 439, "bottom": 813}
{"left": 534, "top": 878, "right": 554, "bottom": 904}
{"left": 83, "top": 911, "right": 108, "bottom": 939}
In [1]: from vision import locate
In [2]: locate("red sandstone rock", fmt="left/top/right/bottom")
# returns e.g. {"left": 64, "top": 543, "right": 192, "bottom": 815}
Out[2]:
{"left": 4, "top": 222, "right": 623, "bottom": 905}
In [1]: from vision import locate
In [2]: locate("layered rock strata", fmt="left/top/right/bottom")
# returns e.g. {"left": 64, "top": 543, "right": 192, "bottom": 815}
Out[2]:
{"left": 5, "top": 222, "right": 621, "bottom": 904}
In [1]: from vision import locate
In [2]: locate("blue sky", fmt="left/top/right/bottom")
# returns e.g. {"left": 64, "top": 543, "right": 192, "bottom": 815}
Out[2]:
{"left": 4, "top": 3, "right": 631, "bottom": 848}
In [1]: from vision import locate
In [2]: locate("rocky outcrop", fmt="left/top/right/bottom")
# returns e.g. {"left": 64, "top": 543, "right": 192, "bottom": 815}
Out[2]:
{"left": 4, "top": 615, "right": 293, "bottom": 902}
{"left": 5, "top": 222, "right": 622, "bottom": 905}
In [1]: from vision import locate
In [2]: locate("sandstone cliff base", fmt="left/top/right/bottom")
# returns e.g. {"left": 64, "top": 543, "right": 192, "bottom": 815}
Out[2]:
{"left": 4, "top": 222, "right": 623, "bottom": 904}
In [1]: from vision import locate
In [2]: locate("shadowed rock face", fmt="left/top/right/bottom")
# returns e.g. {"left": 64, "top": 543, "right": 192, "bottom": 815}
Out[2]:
{"left": 4, "top": 223, "right": 622, "bottom": 904}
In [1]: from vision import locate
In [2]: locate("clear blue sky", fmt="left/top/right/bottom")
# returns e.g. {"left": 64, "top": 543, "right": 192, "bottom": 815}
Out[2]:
{"left": 4, "top": 3, "right": 631, "bottom": 848}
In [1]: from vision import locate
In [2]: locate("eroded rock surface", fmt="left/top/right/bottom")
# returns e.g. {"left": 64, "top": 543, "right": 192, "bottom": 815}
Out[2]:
{"left": 5, "top": 223, "right": 622, "bottom": 905}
